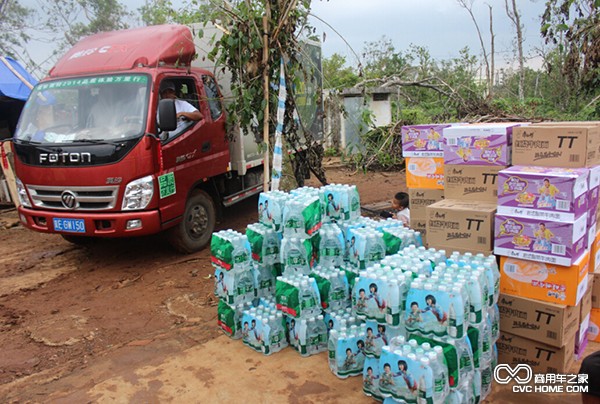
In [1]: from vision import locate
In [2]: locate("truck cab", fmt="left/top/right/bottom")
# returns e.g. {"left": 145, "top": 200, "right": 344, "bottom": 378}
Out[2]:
{"left": 12, "top": 24, "right": 264, "bottom": 253}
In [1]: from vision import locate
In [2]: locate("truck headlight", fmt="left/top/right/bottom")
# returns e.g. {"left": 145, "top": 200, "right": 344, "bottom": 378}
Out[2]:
{"left": 122, "top": 175, "right": 154, "bottom": 210}
{"left": 15, "top": 178, "right": 31, "bottom": 208}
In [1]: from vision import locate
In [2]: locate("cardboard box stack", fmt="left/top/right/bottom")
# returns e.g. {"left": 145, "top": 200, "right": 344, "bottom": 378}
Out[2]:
{"left": 425, "top": 123, "right": 525, "bottom": 254}
{"left": 401, "top": 124, "right": 451, "bottom": 245}
{"left": 496, "top": 122, "right": 600, "bottom": 373}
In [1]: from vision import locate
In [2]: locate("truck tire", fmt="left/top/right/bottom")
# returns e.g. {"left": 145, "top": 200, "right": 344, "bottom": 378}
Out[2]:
{"left": 166, "top": 189, "right": 216, "bottom": 254}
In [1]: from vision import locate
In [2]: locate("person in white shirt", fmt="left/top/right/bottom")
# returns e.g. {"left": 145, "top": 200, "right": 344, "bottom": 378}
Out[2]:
{"left": 391, "top": 191, "right": 410, "bottom": 226}
{"left": 158, "top": 80, "right": 203, "bottom": 133}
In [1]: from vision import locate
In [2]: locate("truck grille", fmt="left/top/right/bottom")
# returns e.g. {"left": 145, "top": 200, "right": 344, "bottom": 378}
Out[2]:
{"left": 26, "top": 185, "right": 119, "bottom": 210}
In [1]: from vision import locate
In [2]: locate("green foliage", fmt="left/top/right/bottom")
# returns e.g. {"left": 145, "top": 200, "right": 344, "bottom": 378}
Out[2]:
{"left": 0, "top": 0, "right": 34, "bottom": 59}
{"left": 195, "top": 1, "right": 326, "bottom": 186}
{"left": 322, "top": 53, "right": 359, "bottom": 89}
{"left": 37, "top": 0, "right": 132, "bottom": 53}
{"left": 344, "top": 125, "right": 404, "bottom": 172}
{"left": 66, "top": 0, "right": 131, "bottom": 44}
{"left": 324, "top": 147, "right": 340, "bottom": 157}
{"left": 139, "top": 0, "right": 211, "bottom": 27}
{"left": 541, "top": 0, "right": 600, "bottom": 93}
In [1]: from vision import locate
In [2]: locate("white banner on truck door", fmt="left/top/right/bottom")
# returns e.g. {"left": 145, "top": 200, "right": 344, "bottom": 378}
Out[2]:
{"left": 271, "top": 58, "right": 286, "bottom": 191}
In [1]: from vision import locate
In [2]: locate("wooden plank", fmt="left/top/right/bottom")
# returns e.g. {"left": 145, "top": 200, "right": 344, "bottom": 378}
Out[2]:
{"left": 0, "top": 140, "right": 20, "bottom": 208}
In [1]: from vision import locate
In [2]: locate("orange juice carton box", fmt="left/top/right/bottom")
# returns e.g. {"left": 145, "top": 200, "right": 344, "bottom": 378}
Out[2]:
{"left": 405, "top": 157, "right": 444, "bottom": 189}
{"left": 499, "top": 252, "right": 590, "bottom": 306}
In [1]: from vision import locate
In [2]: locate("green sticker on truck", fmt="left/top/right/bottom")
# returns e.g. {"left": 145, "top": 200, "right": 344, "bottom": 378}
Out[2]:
{"left": 158, "top": 172, "right": 176, "bottom": 199}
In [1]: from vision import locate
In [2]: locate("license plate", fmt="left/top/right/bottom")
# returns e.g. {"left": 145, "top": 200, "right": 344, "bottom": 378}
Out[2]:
{"left": 53, "top": 218, "right": 86, "bottom": 233}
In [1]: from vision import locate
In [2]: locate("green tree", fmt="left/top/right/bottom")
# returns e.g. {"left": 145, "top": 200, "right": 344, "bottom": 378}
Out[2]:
{"left": 362, "top": 36, "right": 410, "bottom": 79}
{"left": 40, "top": 0, "right": 132, "bottom": 48}
{"left": 200, "top": 0, "right": 326, "bottom": 186}
{"left": 138, "top": 0, "right": 206, "bottom": 26}
{"left": 0, "top": 0, "right": 34, "bottom": 59}
{"left": 322, "top": 53, "right": 358, "bottom": 89}
{"left": 542, "top": 0, "right": 600, "bottom": 92}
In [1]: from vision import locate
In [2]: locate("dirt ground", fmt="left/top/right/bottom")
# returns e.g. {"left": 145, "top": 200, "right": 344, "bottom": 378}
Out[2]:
{"left": 0, "top": 160, "right": 596, "bottom": 403}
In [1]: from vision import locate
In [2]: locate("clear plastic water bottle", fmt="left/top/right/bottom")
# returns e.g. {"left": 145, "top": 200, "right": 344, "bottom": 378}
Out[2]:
{"left": 328, "top": 329, "right": 338, "bottom": 373}
{"left": 428, "top": 350, "right": 449, "bottom": 402}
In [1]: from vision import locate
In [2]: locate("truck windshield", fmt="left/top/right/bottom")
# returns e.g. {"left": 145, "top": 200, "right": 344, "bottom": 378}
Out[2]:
{"left": 14, "top": 74, "right": 150, "bottom": 144}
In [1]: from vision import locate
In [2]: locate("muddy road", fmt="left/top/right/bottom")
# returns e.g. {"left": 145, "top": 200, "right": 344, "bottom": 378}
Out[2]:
{"left": 0, "top": 165, "right": 400, "bottom": 401}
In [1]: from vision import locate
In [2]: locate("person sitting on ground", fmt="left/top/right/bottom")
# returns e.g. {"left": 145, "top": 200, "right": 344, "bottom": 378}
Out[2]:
{"left": 381, "top": 191, "right": 410, "bottom": 226}
{"left": 158, "top": 81, "right": 203, "bottom": 134}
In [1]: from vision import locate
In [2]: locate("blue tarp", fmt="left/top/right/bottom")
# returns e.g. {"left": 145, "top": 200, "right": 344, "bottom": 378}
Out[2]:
{"left": 0, "top": 56, "right": 37, "bottom": 101}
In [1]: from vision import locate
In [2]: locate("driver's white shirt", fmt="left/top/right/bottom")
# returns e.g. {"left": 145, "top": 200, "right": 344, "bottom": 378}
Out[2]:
{"left": 174, "top": 99, "right": 198, "bottom": 129}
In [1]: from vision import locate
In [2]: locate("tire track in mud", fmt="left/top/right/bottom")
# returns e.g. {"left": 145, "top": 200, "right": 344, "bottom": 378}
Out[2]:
{"left": 0, "top": 246, "right": 82, "bottom": 297}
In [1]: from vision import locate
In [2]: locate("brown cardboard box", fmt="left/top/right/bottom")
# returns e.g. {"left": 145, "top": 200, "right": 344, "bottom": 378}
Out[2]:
{"left": 497, "top": 331, "right": 576, "bottom": 374}
{"left": 426, "top": 199, "right": 496, "bottom": 252}
{"left": 410, "top": 218, "right": 427, "bottom": 247}
{"left": 444, "top": 165, "right": 505, "bottom": 203}
{"left": 498, "top": 293, "right": 580, "bottom": 348}
{"left": 408, "top": 188, "right": 445, "bottom": 219}
{"left": 593, "top": 273, "right": 600, "bottom": 309}
{"left": 512, "top": 124, "right": 600, "bottom": 168}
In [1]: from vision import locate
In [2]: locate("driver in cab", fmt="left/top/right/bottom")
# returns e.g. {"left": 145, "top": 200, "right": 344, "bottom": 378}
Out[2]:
{"left": 159, "top": 81, "right": 203, "bottom": 132}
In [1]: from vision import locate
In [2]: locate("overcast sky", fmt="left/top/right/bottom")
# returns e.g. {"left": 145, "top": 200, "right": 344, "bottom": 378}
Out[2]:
{"left": 309, "top": 0, "right": 547, "bottom": 69}
{"left": 22, "top": 0, "right": 548, "bottom": 76}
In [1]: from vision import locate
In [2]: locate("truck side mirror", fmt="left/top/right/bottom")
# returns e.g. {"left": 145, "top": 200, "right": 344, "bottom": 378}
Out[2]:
{"left": 157, "top": 99, "right": 177, "bottom": 132}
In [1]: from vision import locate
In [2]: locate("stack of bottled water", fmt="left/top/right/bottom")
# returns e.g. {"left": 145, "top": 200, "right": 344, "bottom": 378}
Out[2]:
{"left": 324, "top": 308, "right": 362, "bottom": 333}
{"left": 310, "top": 265, "right": 350, "bottom": 311}
{"left": 373, "top": 337, "right": 450, "bottom": 403}
{"left": 353, "top": 264, "right": 410, "bottom": 327}
{"left": 282, "top": 193, "right": 322, "bottom": 238}
{"left": 212, "top": 184, "right": 501, "bottom": 401}
{"left": 240, "top": 298, "right": 288, "bottom": 355}
{"left": 441, "top": 252, "right": 501, "bottom": 401}
{"left": 246, "top": 223, "right": 281, "bottom": 298}
{"left": 258, "top": 190, "right": 289, "bottom": 232}
{"left": 275, "top": 273, "right": 322, "bottom": 318}
{"left": 280, "top": 237, "right": 314, "bottom": 276}
{"left": 380, "top": 227, "right": 424, "bottom": 255}
{"left": 318, "top": 223, "right": 346, "bottom": 269}
{"left": 286, "top": 313, "right": 329, "bottom": 356}
{"left": 345, "top": 227, "right": 387, "bottom": 271}
{"left": 320, "top": 183, "right": 361, "bottom": 223}
{"left": 328, "top": 322, "right": 368, "bottom": 378}
{"left": 217, "top": 300, "right": 253, "bottom": 339}
{"left": 211, "top": 230, "right": 255, "bottom": 307}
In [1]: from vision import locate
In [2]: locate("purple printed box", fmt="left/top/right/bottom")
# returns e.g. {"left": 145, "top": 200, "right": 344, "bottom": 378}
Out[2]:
{"left": 401, "top": 124, "right": 453, "bottom": 157}
{"left": 497, "top": 166, "right": 589, "bottom": 222}
{"left": 494, "top": 214, "right": 588, "bottom": 267}
{"left": 588, "top": 165, "right": 600, "bottom": 226}
{"left": 443, "top": 123, "right": 527, "bottom": 166}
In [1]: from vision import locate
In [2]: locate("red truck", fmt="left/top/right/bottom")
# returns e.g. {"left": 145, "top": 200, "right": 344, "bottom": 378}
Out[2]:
{"left": 11, "top": 24, "right": 323, "bottom": 253}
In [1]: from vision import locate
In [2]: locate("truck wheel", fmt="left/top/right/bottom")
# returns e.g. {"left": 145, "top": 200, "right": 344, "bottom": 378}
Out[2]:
{"left": 166, "top": 190, "right": 216, "bottom": 254}
{"left": 61, "top": 234, "right": 94, "bottom": 246}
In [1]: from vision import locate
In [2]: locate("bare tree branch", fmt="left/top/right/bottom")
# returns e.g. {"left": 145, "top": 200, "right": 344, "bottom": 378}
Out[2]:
{"left": 505, "top": 0, "right": 525, "bottom": 101}
{"left": 457, "top": 0, "right": 492, "bottom": 96}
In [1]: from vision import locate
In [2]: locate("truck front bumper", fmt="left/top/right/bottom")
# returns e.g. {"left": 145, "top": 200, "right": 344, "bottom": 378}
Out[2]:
{"left": 17, "top": 207, "right": 163, "bottom": 238}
